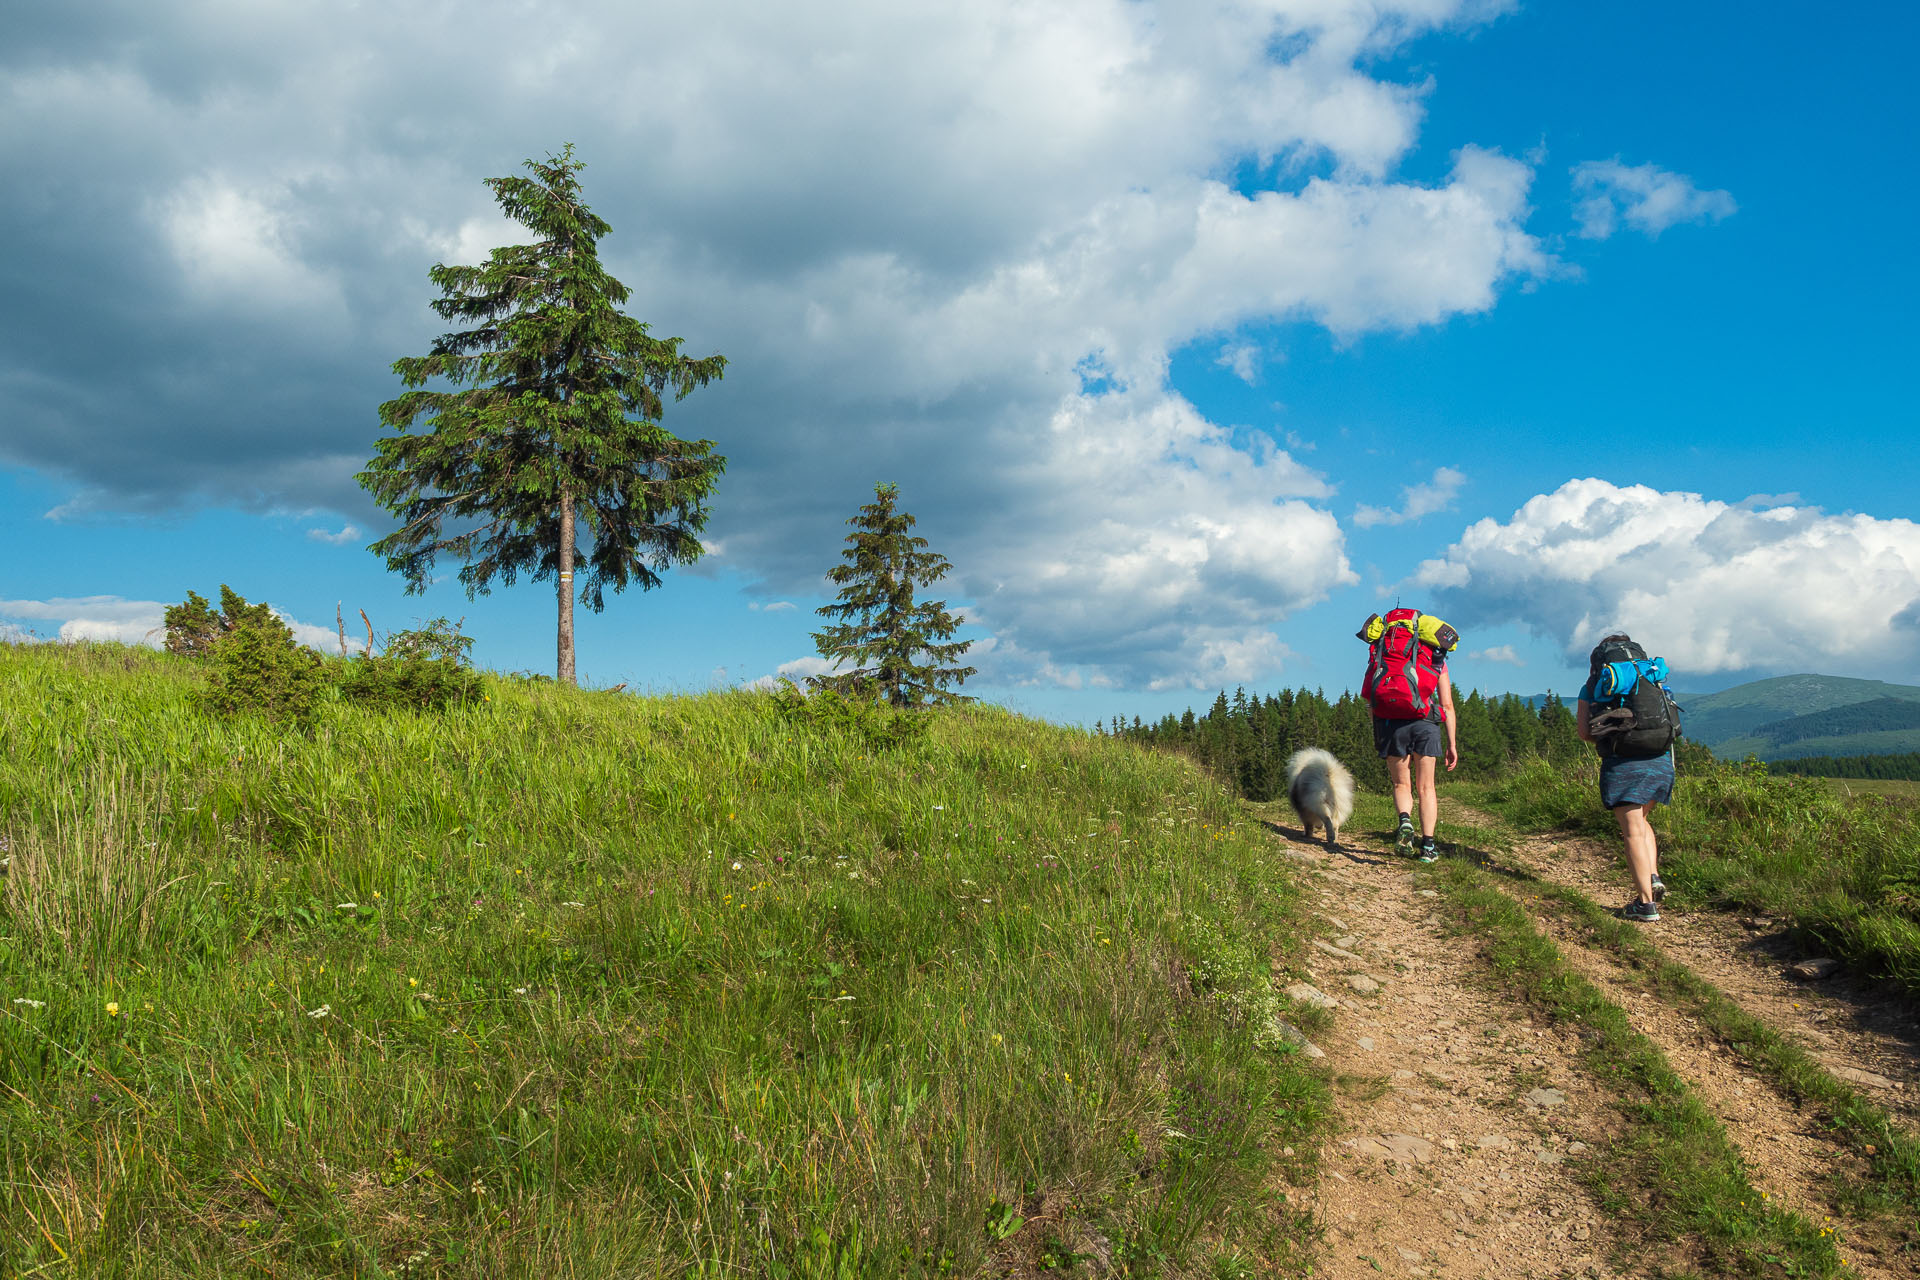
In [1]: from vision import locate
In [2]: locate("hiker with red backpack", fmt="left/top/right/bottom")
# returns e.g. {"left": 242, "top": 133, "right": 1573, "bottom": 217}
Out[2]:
{"left": 1358, "top": 609, "right": 1460, "bottom": 861}
{"left": 1576, "top": 633, "right": 1682, "bottom": 923}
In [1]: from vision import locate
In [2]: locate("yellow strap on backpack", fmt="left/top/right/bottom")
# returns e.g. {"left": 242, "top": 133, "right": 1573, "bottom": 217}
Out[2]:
{"left": 1357, "top": 612, "right": 1460, "bottom": 653}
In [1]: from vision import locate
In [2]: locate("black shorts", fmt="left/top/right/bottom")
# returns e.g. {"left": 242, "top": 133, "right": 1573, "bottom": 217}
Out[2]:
{"left": 1374, "top": 717, "right": 1443, "bottom": 759}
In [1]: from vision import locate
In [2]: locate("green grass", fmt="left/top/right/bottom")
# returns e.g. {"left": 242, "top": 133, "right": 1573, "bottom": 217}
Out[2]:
{"left": 1460, "top": 757, "right": 1920, "bottom": 998}
{"left": 1415, "top": 856, "right": 1850, "bottom": 1278}
{"left": 0, "top": 642, "right": 1332, "bottom": 1277}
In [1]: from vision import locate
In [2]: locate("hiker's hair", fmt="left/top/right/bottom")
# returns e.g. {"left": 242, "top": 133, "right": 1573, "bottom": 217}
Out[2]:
{"left": 1589, "top": 632, "right": 1632, "bottom": 675}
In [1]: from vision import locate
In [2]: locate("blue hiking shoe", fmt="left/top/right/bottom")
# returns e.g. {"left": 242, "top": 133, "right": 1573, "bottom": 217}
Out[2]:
{"left": 1650, "top": 874, "right": 1667, "bottom": 903}
{"left": 1417, "top": 839, "right": 1440, "bottom": 864}
{"left": 1394, "top": 812, "right": 1416, "bottom": 855}
{"left": 1623, "top": 899, "right": 1661, "bottom": 923}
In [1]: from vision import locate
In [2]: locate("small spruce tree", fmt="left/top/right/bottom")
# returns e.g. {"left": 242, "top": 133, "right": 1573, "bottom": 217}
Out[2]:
{"left": 809, "top": 483, "right": 976, "bottom": 708}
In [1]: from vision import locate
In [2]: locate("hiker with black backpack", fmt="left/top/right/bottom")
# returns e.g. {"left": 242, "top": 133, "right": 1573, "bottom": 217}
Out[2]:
{"left": 1576, "top": 632, "right": 1682, "bottom": 923}
{"left": 1358, "top": 609, "right": 1460, "bottom": 862}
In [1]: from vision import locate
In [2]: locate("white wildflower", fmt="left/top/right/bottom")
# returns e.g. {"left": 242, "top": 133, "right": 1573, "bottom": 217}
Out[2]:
{"left": 307, "top": 1005, "right": 331, "bottom": 1018}
{"left": 336, "top": 903, "right": 357, "bottom": 910}
{"left": 12, "top": 997, "right": 45, "bottom": 1009}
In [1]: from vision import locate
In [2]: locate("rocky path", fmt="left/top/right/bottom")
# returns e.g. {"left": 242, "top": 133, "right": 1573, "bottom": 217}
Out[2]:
{"left": 1263, "top": 810, "right": 1920, "bottom": 1280}
{"left": 1265, "top": 826, "right": 1642, "bottom": 1279}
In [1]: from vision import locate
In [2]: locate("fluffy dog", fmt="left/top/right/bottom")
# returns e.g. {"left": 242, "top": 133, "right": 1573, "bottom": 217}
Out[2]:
{"left": 1286, "top": 747, "right": 1355, "bottom": 851}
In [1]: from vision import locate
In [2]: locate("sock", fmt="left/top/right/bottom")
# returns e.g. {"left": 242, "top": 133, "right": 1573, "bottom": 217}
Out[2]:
{"left": 1420, "top": 836, "right": 1436, "bottom": 850}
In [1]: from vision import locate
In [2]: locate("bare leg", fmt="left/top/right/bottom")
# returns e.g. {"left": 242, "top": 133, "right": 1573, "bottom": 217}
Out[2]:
{"left": 1388, "top": 755, "right": 1413, "bottom": 817}
{"left": 1615, "top": 803, "right": 1658, "bottom": 902}
{"left": 1415, "top": 755, "right": 1439, "bottom": 838}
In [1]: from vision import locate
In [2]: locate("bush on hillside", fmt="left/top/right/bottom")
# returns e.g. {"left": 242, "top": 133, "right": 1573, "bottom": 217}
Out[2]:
{"left": 200, "top": 608, "right": 323, "bottom": 726}
{"left": 770, "top": 677, "right": 930, "bottom": 749}
{"left": 336, "top": 617, "right": 484, "bottom": 712}
{"left": 163, "top": 584, "right": 281, "bottom": 658}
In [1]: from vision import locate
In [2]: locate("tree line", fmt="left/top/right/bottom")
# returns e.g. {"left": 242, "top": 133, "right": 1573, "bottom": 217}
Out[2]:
{"left": 1769, "top": 752, "right": 1920, "bottom": 781}
{"left": 1101, "top": 687, "right": 1600, "bottom": 800}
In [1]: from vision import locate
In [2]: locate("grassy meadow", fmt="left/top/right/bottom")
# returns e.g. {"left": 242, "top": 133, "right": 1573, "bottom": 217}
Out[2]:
{"left": 0, "top": 642, "right": 1330, "bottom": 1278}
{"left": 1465, "top": 755, "right": 1920, "bottom": 996}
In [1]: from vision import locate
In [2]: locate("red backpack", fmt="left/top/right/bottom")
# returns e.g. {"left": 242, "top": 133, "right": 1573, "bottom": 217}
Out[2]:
{"left": 1360, "top": 608, "right": 1443, "bottom": 720}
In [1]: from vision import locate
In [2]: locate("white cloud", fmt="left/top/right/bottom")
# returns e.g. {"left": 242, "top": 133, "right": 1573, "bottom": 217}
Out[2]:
{"left": 1468, "top": 644, "right": 1523, "bottom": 666}
{"left": 744, "top": 654, "right": 842, "bottom": 691}
{"left": 1353, "top": 465, "right": 1466, "bottom": 528}
{"left": 307, "top": 523, "right": 361, "bottom": 545}
{"left": 0, "top": 595, "right": 340, "bottom": 653}
{"left": 748, "top": 600, "right": 798, "bottom": 613}
{"left": 3, "top": 0, "right": 1565, "bottom": 690}
{"left": 1415, "top": 479, "right": 1920, "bottom": 676}
{"left": 1571, "top": 159, "right": 1736, "bottom": 240}
{"left": 1216, "top": 342, "right": 1262, "bottom": 384}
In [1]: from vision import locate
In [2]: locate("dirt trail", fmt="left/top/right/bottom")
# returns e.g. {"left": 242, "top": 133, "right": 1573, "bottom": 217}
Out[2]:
{"left": 1264, "top": 811, "right": 1920, "bottom": 1280}
{"left": 1499, "top": 829, "right": 1917, "bottom": 1279}
{"left": 1265, "top": 825, "right": 1643, "bottom": 1279}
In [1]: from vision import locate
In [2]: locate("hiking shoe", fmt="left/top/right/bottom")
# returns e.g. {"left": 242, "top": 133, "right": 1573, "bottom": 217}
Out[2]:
{"left": 1417, "top": 840, "right": 1440, "bottom": 864}
{"left": 1650, "top": 874, "right": 1667, "bottom": 903}
{"left": 1622, "top": 899, "right": 1661, "bottom": 923}
{"left": 1394, "top": 813, "right": 1416, "bottom": 855}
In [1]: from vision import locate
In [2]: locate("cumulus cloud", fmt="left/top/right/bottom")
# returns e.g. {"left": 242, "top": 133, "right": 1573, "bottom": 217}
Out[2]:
{"left": 748, "top": 600, "right": 798, "bottom": 613}
{"left": 1353, "top": 465, "right": 1466, "bottom": 528}
{"left": 1414, "top": 479, "right": 1920, "bottom": 676}
{"left": 307, "top": 523, "right": 361, "bottom": 545}
{"left": 1571, "top": 159, "right": 1736, "bottom": 239}
{"left": 1, "top": 0, "right": 1555, "bottom": 689}
{"left": 744, "top": 654, "right": 842, "bottom": 691}
{"left": 1468, "top": 644, "right": 1523, "bottom": 666}
{"left": 0, "top": 595, "right": 339, "bottom": 653}
{"left": 1216, "top": 342, "right": 1263, "bottom": 385}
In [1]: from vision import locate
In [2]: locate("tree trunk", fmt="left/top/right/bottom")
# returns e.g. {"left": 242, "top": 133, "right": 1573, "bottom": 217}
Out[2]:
{"left": 557, "top": 485, "right": 577, "bottom": 686}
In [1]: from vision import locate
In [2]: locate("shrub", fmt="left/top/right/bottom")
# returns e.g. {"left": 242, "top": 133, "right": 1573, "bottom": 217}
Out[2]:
{"left": 769, "top": 678, "right": 930, "bottom": 749}
{"left": 201, "top": 608, "right": 323, "bottom": 726}
{"left": 164, "top": 585, "right": 278, "bottom": 658}
{"left": 336, "top": 617, "right": 484, "bottom": 712}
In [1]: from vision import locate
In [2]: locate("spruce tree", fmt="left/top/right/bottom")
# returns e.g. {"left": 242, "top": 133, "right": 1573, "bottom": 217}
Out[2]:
{"left": 809, "top": 484, "right": 976, "bottom": 708}
{"left": 359, "top": 145, "right": 725, "bottom": 686}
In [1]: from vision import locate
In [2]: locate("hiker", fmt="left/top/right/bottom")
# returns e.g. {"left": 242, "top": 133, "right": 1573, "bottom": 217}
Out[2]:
{"left": 1358, "top": 610, "right": 1460, "bottom": 862}
{"left": 1575, "top": 632, "right": 1680, "bottom": 923}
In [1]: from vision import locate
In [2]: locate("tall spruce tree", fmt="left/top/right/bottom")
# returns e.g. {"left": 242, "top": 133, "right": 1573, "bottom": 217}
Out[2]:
{"left": 359, "top": 146, "right": 725, "bottom": 685}
{"left": 809, "top": 484, "right": 976, "bottom": 708}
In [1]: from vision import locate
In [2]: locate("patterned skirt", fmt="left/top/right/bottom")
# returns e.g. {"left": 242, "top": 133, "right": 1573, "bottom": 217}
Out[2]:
{"left": 1598, "top": 751, "right": 1675, "bottom": 809}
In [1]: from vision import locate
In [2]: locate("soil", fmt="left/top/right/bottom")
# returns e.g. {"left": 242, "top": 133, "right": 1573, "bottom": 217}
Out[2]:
{"left": 1259, "top": 810, "right": 1919, "bottom": 1280}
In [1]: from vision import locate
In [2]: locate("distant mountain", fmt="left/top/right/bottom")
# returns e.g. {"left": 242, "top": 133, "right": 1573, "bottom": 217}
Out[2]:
{"left": 1679, "top": 674, "right": 1920, "bottom": 761}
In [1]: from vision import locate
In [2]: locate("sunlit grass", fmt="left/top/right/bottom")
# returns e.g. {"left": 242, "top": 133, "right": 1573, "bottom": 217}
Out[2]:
{"left": 0, "top": 641, "right": 1330, "bottom": 1276}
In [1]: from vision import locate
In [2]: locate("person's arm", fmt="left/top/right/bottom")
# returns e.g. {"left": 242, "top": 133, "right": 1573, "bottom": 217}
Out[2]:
{"left": 1440, "top": 666, "right": 1459, "bottom": 771}
{"left": 1576, "top": 698, "right": 1594, "bottom": 743}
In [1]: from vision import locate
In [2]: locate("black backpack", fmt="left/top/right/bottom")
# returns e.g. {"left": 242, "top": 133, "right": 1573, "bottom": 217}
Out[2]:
{"left": 1589, "top": 637, "right": 1681, "bottom": 757}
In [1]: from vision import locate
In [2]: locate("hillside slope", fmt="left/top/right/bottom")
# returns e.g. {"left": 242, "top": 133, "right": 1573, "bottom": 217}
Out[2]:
{"left": 0, "top": 641, "right": 1329, "bottom": 1277}
{"left": 1681, "top": 674, "right": 1920, "bottom": 759}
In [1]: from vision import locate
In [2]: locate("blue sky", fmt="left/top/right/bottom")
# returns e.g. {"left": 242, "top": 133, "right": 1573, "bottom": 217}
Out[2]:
{"left": 4, "top": 1, "right": 1916, "bottom": 726}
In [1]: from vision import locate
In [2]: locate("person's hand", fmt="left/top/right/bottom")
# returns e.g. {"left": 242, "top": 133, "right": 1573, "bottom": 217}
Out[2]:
{"left": 1445, "top": 743, "right": 1459, "bottom": 772}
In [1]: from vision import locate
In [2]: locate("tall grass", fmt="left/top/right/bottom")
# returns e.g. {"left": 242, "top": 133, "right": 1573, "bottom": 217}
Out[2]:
{"left": 0, "top": 641, "right": 1329, "bottom": 1276}
{"left": 1466, "top": 756, "right": 1920, "bottom": 996}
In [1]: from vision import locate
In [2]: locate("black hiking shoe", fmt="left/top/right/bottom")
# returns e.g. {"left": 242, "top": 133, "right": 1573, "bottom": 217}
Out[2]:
{"left": 1394, "top": 813, "right": 1416, "bottom": 855}
{"left": 1623, "top": 899, "right": 1660, "bottom": 923}
{"left": 1650, "top": 874, "right": 1667, "bottom": 903}
{"left": 1417, "top": 839, "right": 1439, "bottom": 864}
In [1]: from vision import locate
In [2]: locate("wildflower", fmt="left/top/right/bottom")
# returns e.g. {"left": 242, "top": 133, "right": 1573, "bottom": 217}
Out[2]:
{"left": 408, "top": 978, "right": 419, "bottom": 988}
{"left": 337, "top": 902, "right": 357, "bottom": 910}
{"left": 142, "top": 1002, "right": 153, "bottom": 1012}
{"left": 307, "top": 1005, "right": 331, "bottom": 1018}
{"left": 563, "top": 901, "right": 585, "bottom": 907}
{"left": 12, "top": 998, "right": 45, "bottom": 1009}
{"left": 732, "top": 861, "right": 743, "bottom": 870}
{"left": 992, "top": 1033, "right": 1003, "bottom": 1043}
{"left": 106, "top": 1002, "right": 120, "bottom": 1018}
